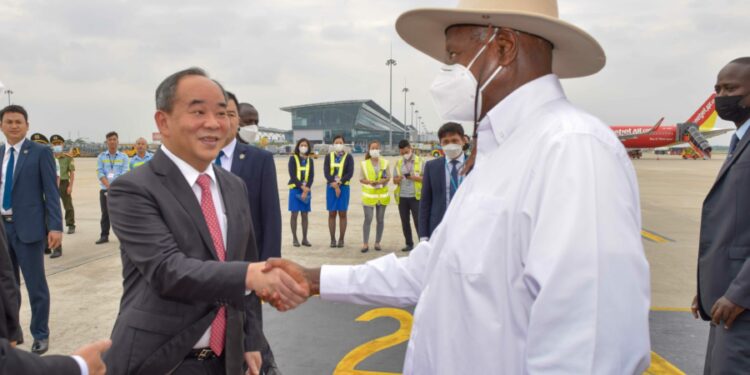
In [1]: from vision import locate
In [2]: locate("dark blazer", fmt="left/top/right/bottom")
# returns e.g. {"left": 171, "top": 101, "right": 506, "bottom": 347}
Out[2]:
{"left": 104, "top": 150, "right": 265, "bottom": 375}
{"left": 0, "top": 221, "right": 77, "bottom": 374}
{"left": 0, "top": 139, "right": 62, "bottom": 242}
{"left": 697, "top": 132, "right": 750, "bottom": 320}
{"left": 288, "top": 154, "right": 315, "bottom": 189}
{"left": 231, "top": 143, "right": 281, "bottom": 261}
{"left": 323, "top": 152, "right": 354, "bottom": 185}
{"left": 418, "top": 157, "right": 447, "bottom": 239}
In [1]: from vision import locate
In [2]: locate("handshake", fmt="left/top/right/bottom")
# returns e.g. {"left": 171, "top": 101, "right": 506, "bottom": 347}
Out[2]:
{"left": 245, "top": 259, "right": 318, "bottom": 311}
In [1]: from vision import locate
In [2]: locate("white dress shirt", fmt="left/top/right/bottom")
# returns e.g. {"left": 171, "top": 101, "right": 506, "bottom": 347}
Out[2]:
{"left": 443, "top": 152, "right": 465, "bottom": 208}
{"left": 321, "top": 75, "right": 651, "bottom": 374}
{"left": 217, "top": 138, "right": 237, "bottom": 172}
{"left": 160, "top": 145, "right": 227, "bottom": 349}
{"left": 0, "top": 139, "right": 24, "bottom": 215}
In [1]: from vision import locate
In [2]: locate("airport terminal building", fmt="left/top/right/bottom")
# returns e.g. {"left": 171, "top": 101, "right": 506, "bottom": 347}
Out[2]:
{"left": 281, "top": 100, "right": 417, "bottom": 149}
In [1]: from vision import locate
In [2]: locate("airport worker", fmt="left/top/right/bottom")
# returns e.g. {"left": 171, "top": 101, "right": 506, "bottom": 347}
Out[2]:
{"left": 359, "top": 140, "right": 390, "bottom": 253}
{"left": 0, "top": 106, "right": 63, "bottom": 355}
{"left": 103, "top": 68, "right": 307, "bottom": 375}
{"left": 418, "top": 122, "right": 467, "bottom": 241}
{"left": 288, "top": 138, "right": 314, "bottom": 247}
{"left": 324, "top": 135, "right": 354, "bottom": 248}
{"left": 0, "top": 218, "right": 111, "bottom": 374}
{"left": 217, "top": 100, "right": 282, "bottom": 261}
{"left": 129, "top": 137, "right": 153, "bottom": 169}
{"left": 692, "top": 56, "right": 750, "bottom": 374}
{"left": 95, "top": 131, "right": 128, "bottom": 245}
{"left": 263, "top": 0, "right": 652, "bottom": 373}
{"left": 392, "top": 139, "right": 424, "bottom": 252}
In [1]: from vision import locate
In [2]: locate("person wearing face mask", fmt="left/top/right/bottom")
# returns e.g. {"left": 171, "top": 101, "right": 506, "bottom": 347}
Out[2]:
{"left": 288, "top": 138, "right": 314, "bottom": 248}
{"left": 323, "top": 135, "right": 354, "bottom": 248}
{"left": 417, "top": 122, "right": 466, "bottom": 241}
{"left": 393, "top": 140, "right": 424, "bottom": 252}
{"left": 693, "top": 57, "right": 750, "bottom": 374}
{"left": 263, "top": 0, "right": 652, "bottom": 373}
{"left": 51, "top": 135, "right": 74, "bottom": 257}
{"left": 359, "top": 140, "right": 390, "bottom": 253}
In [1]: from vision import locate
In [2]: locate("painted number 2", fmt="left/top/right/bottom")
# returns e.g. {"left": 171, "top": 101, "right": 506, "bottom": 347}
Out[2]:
{"left": 333, "top": 308, "right": 412, "bottom": 375}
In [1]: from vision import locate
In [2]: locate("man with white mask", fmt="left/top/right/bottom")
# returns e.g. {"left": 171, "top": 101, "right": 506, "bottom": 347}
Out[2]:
{"left": 263, "top": 0, "right": 652, "bottom": 373}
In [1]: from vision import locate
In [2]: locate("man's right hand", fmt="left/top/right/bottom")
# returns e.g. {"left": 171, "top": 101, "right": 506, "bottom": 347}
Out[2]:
{"left": 72, "top": 339, "right": 111, "bottom": 375}
{"left": 246, "top": 262, "right": 309, "bottom": 311}
{"left": 262, "top": 258, "right": 320, "bottom": 311}
{"left": 691, "top": 295, "right": 700, "bottom": 319}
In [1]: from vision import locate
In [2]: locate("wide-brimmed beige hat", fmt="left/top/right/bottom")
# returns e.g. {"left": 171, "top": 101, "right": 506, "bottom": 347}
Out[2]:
{"left": 395, "top": 0, "right": 605, "bottom": 78}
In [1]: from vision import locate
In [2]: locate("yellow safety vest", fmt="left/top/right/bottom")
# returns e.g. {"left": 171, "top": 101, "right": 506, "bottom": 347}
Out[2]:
{"left": 361, "top": 158, "right": 390, "bottom": 206}
{"left": 288, "top": 154, "right": 310, "bottom": 188}
{"left": 329, "top": 152, "right": 350, "bottom": 185}
{"left": 393, "top": 155, "right": 422, "bottom": 204}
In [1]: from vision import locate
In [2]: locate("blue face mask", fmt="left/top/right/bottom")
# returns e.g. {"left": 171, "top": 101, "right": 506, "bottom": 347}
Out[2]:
{"left": 52, "top": 145, "right": 63, "bottom": 153}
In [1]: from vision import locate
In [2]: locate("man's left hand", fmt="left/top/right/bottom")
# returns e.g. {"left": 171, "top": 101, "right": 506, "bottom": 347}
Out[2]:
{"left": 711, "top": 296, "right": 746, "bottom": 329}
{"left": 67, "top": 184, "right": 72, "bottom": 195}
{"left": 48, "top": 231, "right": 62, "bottom": 249}
{"left": 244, "top": 351, "right": 262, "bottom": 375}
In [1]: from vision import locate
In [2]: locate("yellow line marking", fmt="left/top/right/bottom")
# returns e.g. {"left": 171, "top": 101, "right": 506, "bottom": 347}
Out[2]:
{"left": 641, "top": 229, "right": 673, "bottom": 243}
{"left": 644, "top": 352, "right": 686, "bottom": 374}
{"left": 651, "top": 307, "right": 692, "bottom": 313}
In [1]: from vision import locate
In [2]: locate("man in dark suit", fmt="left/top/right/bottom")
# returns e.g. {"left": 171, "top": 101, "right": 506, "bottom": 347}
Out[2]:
{"left": 693, "top": 57, "right": 750, "bottom": 374}
{"left": 418, "top": 122, "right": 467, "bottom": 240}
{"left": 104, "top": 68, "right": 306, "bottom": 375}
{"left": 228, "top": 101, "right": 281, "bottom": 261}
{"left": 0, "top": 205, "right": 110, "bottom": 374}
{"left": 0, "top": 105, "right": 62, "bottom": 354}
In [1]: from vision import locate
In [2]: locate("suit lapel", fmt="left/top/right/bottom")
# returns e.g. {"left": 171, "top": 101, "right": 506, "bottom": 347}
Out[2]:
{"left": 713, "top": 132, "right": 750, "bottom": 189}
{"left": 438, "top": 158, "right": 447, "bottom": 210}
{"left": 11, "top": 140, "right": 30, "bottom": 190}
{"left": 0, "top": 145, "right": 5, "bottom": 182}
{"left": 230, "top": 143, "right": 246, "bottom": 175}
{"left": 215, "top": 166, "right": 244, "bottom": 261}
{"left": 151, "top": 150, "right": 219, "bottom": 260}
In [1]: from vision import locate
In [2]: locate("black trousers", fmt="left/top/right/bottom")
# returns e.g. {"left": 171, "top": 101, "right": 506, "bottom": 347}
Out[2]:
{"left": 704, "top": 318, "right": 750, "bottom": 374}
{"left": 172, "top": 357, "right": 226, "bottom": 375}
{"left": 398, "top": 197, "right": 420, "bottom": 246}
{"left": 58, "top": 180, "right": 75, "bottom": 228}
{"left": 99, "top": 189, "right": 110, "bottom": 237}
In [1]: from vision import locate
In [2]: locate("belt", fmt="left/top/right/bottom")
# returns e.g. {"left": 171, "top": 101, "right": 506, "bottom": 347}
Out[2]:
{"left": 1, "top": 215, "right": 12, "bottom": 223}
{"left": 186, "top": 348, "right": 219, "bottom": 361}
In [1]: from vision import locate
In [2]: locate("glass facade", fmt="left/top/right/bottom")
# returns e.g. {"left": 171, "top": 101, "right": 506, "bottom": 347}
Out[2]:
{"left": 283, "top": 100, "right": 409, "bottom": 149}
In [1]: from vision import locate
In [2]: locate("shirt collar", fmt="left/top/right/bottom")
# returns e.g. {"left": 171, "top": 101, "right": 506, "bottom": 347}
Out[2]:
{"left": 160, "top": 145, "right": 217, "bottom": 188}
{"left": 446, "top": 152, "right": 465, "bottom": 165}
{"left": 222, "top": 138, "right": 237, "bottom": 159}
{"left": 6, "top": 139, "right": 25, "bottom": 154}
{"left": 477, "top": 74, "right": 566, "bottom": 154}
{"left": 736, "top": 118, "right": 750, "bottom": 141}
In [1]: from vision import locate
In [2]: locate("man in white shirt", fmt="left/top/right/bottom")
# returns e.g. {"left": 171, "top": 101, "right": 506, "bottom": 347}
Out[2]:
{"left": 264, "top": 1, "right": 652, "bottom": 374}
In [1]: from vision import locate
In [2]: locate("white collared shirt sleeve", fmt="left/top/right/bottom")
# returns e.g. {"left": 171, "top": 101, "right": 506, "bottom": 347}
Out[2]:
{"left": 71, "top": 355, "right": 88, "bottom": 375}
{"left": 320, "top": 241, "right": 433, "bottom": 306}
{"left": 521, "top": 132, "right": 651, "bottom": 374}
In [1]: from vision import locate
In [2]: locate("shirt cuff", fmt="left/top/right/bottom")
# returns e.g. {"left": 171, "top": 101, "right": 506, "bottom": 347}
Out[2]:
{"left": 320, "top": 265, "right": 355, "bottom": 302}
{"left": 71, "top": 355, "right": 89, "bottom": 375}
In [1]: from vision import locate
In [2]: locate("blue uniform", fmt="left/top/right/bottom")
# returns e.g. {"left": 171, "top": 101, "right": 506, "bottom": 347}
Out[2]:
{"left": 129, "top": 152, "right": 153, "bottom": 170}
{"left": 97, "top": 151, "right": 129, "bottom": 190}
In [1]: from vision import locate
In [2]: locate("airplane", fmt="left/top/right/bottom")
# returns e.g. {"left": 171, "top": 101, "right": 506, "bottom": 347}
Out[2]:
{"left": 610, "top": 94, "right": 733, "bottom": 159}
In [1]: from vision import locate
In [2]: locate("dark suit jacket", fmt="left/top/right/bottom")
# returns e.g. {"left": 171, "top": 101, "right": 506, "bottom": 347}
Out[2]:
{"left": 0, "top": 218, "right": 77, "bottom": 374}
{"left": 104, "top": 150, "right": 265, "bottom": 375}
{"left": 231, "top": 143, "right": 281, "bottom": 261}
{"left": 698, "top": 133, "right": 750, "bottom": 320}
{"left": 0, "top": 139, "right": 62, "bottom": 242}
{"left": 418, "top": 157, "right": 447, "bottom": 239}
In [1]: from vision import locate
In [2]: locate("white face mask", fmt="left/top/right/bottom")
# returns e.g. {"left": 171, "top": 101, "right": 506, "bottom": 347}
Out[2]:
{"left": 443, "top": 143, "right": 464, "bottom": 160}
{"left": 299, "top": 146, "right": 308, "bottom": 154}
{"left": 429, "top": 29, "right": 503, "bottom": 122}
{"left": 369, "top": 149, "right": 380, "bottom": 158}
{"left": 238, "top": 125, "right": 259, "bottom": 143}
{"left": 333, "top": 144, "right": 344, "bottom": 153}
{"left": 52, "top": 145, "right": 63, "bottom": 153}
{"left": 403, "top": 152, "right": 413, "bottom": 160}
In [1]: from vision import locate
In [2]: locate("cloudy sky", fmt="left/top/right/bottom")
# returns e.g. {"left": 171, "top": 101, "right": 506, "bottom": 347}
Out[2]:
{"left": 0, "top": 0, "right": 747, "bottom": 145}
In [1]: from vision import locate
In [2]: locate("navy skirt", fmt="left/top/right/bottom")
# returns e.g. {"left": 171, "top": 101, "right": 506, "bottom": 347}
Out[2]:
{"left": 326, "top": 185, "right": 350, "bottom": 212}
{"left": 288, "top": 188, "right": 311, "bottom": 212}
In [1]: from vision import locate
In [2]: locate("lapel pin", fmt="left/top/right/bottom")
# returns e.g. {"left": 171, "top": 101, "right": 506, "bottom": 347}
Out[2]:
{"left": 239, "top": 154, "right": 246, "bottom": 160}
{"left": 23, "top": 150, "right": 28, "bottom": 154}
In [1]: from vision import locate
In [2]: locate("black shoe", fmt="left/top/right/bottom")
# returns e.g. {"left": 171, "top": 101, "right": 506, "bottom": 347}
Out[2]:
{"left": 50, "top": 247, "right": 62, "bottom": 258}
{"left": 293, "top": 239, "right": 300, "bottom": 247}
{"left": 95, "top": 236, "right": 109, "bottom": 244}
{"left": 301, "top": 239, "right": 312, "bottom": 247}
{"left": 330, "top": 240, "right": 337, "bottom": 248}
{"left": 31, "top": 339, "right": 48, "bottom": 355}
{"left": 374, "top": 244, "right": 382, "bottom": 251}
{"left": 44, "top": 248, "right": 51, "bottom": 255}
{"left": 67, "top": 226, "right": 75, "bottom": 234}
{"left": 360, "top": 247, "right": 369, "bottom": 253}
{"left": 337, "top": 239, "right": 345, "bottom": 248}
{"left": 401, "top": 245, "right": 413, "bottom": 252}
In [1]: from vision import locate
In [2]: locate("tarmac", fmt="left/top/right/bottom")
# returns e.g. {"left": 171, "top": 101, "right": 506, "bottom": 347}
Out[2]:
{"left": 12, "top": 152, "right": 725, "bottom": 374}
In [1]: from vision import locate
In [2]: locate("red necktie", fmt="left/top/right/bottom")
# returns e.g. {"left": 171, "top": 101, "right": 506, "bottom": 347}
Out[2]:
{"left": 196, "top": 174, "right": 226, "bottom": 356}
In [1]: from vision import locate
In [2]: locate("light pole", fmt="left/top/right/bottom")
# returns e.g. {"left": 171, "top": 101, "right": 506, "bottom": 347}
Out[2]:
{"left": 402, "top": 87, "right": 409, "bottom": 140}
{"left": 4, "top": 89, "right": 13, "bottom": 106}
{"left": 415, "top": 110, "right": 420, "bottom": 140}
{"left": 386, "top": 52, "right": 397, "bottom": 149}
{"left": 410, "top": 102, "right": 415, "bottom": 128}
